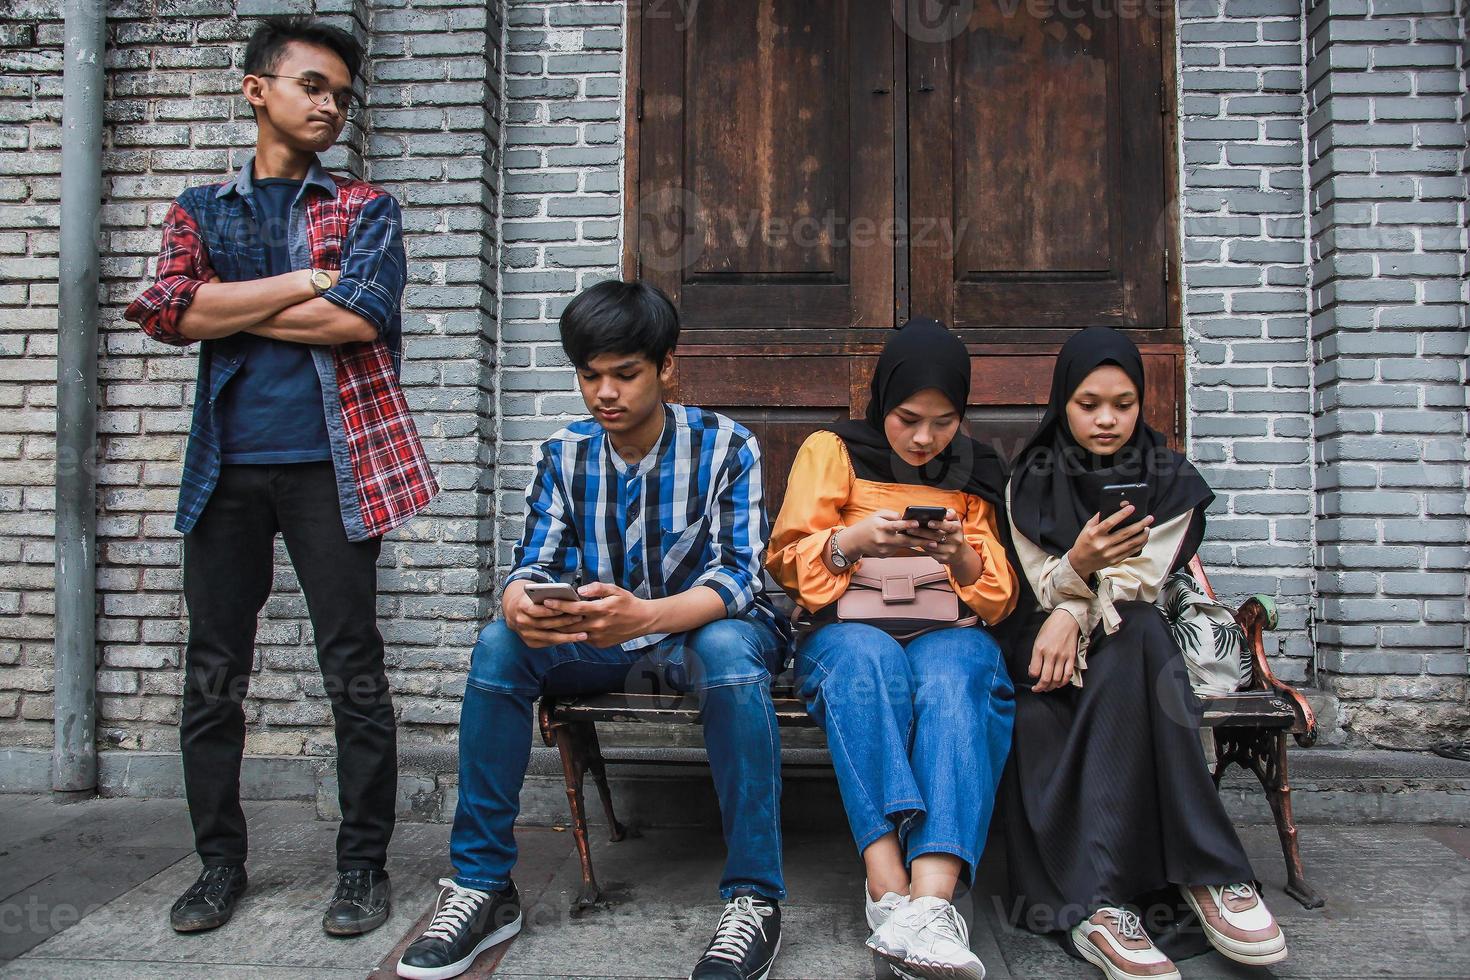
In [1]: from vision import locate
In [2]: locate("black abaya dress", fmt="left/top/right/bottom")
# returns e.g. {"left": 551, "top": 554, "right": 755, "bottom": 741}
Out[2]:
{"left": 996, "top": 597, "right": 1257, "bottom": 959}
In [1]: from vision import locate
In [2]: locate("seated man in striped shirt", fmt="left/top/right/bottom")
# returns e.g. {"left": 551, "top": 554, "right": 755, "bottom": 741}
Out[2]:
{"left": 398, "top": 281, "right": 790, "bottom": 980}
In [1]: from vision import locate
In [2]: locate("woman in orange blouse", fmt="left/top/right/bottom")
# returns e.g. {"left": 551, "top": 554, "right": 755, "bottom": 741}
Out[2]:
{"left": 766, "top": 318, "right": 1017, "bottom": 980}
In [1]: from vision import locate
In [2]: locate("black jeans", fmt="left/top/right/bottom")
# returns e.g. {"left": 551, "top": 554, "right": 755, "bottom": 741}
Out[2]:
{"left": 181, "top": 463, "right": 396, "bottom": 870}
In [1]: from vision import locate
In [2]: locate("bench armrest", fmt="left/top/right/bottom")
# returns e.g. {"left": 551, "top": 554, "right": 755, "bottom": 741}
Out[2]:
{"left": 1234, "top": 594, "right": 1318, "bottom": 747}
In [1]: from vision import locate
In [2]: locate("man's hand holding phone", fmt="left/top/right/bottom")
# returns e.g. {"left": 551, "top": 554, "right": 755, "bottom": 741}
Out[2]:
{"left": 550, "top": 582, "right": 655, "bottom": 649}
{"left": 503, "top": 580, "right": 589, "bottom": 649}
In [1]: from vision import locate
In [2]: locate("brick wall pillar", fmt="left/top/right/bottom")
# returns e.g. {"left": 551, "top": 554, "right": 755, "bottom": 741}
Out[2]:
{"left": 362, "top": 0, "right": 504, "bottom": 732}
{"left": 1306, "top": 0, "right": 1470, "bottom": 746}
{"left": 1176, "top": 0, "right": 1316, "bottom": 682}
{"left": 493, "top": 0, "right": 624, "bottom": 570}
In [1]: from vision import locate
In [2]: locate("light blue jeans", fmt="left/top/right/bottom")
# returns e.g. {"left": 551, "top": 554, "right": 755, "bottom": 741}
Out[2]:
{"left": 796, "top": 623, "right": 1015, "bottom": 884}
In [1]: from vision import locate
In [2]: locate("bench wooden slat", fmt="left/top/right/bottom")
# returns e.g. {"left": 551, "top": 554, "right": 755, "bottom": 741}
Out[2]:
{"left": 547, "top": 687, "right": 1296, "bottom": 729}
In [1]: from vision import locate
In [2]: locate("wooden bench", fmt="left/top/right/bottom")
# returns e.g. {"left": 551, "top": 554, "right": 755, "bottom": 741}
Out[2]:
{"left": 537, "top": 557, "right": 1324, "bottom": 914}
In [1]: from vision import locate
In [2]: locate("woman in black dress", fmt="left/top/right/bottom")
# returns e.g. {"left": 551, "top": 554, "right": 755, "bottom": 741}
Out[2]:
{"left": 997, "top": 328, "right": 1287, "bottom": 980}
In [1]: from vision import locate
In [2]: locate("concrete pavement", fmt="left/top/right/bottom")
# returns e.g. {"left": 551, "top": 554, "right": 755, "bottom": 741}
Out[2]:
{"left": 1, "top": 794, "right": 1468, "bottom": 979}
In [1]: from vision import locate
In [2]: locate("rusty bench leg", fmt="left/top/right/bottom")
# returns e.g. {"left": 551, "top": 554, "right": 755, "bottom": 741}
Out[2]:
{"left": 582, "top": 721, "right": 629, "bottom": 843}
{"left": 539, "top": 704, "right": 604, "bottom": 914}
{"left": 1260, "top": 731, "right": 1324, "bottom": 909}
{"left": 1213, "top": 727, "right": 1325, "bottom": 910}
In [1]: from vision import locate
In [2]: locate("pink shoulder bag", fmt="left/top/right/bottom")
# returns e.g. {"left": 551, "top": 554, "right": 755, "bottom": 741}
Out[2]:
{"left": 834, "top": 555, "right": 979, "bottom": 640}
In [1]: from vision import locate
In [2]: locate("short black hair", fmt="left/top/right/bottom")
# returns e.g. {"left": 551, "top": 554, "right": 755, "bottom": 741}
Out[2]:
{"left": 243, "top": 16, "right": 363, "bottom": 83}
{"left": 559, "top": 280, "right": 680, "bottom": 369}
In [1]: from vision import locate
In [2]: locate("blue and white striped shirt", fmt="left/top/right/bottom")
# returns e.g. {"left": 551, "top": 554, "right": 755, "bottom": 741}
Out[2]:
{"left": 505, "top": 403, "right": 784, "bottom": 651}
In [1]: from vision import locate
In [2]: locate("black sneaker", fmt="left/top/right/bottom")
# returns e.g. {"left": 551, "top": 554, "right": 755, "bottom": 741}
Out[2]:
{"left": 396, "top": 877, "right": 522, "bottom": 980}
{"left": 689, "top": 894, "right": 782, "bottom": 980}
{"left": 323, "top": 868, "right": 392, "bottom": 936}
{"left": 170, "top": 864, "right": 248, "bottom": 933}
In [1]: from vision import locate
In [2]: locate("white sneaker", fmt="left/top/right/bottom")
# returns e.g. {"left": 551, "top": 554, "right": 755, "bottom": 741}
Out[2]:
{"left": 865, "top": 882, "right": 910, "bottom": 930}
{"left": 864, "top": 884, "right": 921, "bottom": 980}
{"left": 866, "top": 894, "right": 985, "bottom": 980}
{"left": 1182, "top": 882, "right": 1287, "bottom": 965}
{"left": 1070, "top": 907, "right": 1180, "bottom": 980}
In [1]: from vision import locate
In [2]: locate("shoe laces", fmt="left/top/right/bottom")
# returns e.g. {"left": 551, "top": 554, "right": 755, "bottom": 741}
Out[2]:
{"left": 703, "top": 895, "right": 773, "bottom": 964}
{"left": 333, "top": 869, "right": 377, "bottom": 901}
{"left": 1224, "top": 882, "right": 1255, "bottom": 902}
{"left": 421, "top": 878, "right": 489, "bottom": 942}
{"left": 909, "top": 898, "right": 970, "bottom": 950}
{"left": 187, "top": 866, "right": 239, "bottom": 901}
{"left": 1101, "top": 906, "right": 1145, "bottom": 943}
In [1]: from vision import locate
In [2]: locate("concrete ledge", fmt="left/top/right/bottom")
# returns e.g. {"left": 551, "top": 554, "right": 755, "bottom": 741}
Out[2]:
{"left": 2, "top": 745, "right": 1467, "bottom": 827}
{"left": 0, "top": 747, "right": 52, "bottom": 793}
{"left": 0, "top": 748, "right": 321, "bottom": 801}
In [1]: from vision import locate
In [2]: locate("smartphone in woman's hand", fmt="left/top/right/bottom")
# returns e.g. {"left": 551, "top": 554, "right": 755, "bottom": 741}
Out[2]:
{"left": 1098, "top": 483, "right": 1148, "bottom": 523}
{"left": 901, "top": 505, "right": 947, "bottom": 527}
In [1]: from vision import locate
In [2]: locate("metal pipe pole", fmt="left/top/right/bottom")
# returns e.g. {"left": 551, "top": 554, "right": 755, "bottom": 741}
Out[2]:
{"left": 53, "top": 0, "right": 105, "bottom": 800}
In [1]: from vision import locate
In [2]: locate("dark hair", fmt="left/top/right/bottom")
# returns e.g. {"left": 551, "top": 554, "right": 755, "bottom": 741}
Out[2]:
{"left": 243, "top": 16, "right": 363, "bottom": 82}
{"left": 558, "top": 281, "right": 680, "bottom": 369}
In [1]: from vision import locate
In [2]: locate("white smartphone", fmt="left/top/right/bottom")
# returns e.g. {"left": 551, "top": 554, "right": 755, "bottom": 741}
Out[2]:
{"left": 523, "top": 581, "right": 582, "bottom": 605}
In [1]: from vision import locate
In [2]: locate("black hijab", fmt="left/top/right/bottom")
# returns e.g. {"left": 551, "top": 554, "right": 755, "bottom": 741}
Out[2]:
{"left": 821, "top": 317, "right": 1007, "bottom": 507}
{"left": 1008, "top": 327, "right": 1213, "bottom": 558}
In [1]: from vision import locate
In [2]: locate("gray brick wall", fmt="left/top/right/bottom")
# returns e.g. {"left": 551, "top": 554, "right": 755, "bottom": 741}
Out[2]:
{"left": 362, "top": 0, "right": 503, "bottom": 739}
{"left": 0, "top": 0, "right": 501, "bottom": 753}
{"left": 0, "top": 0, "right": 74, "bottom": 746}
{"left": 1176, "top": 0, "right": 1317, "bottom": 683}
{"left": 1305, "top": 0, "right": 1470, "bottom": 746}
{"left": 493, "top": 0, "right": 624, "bottom": 566}
{"left": 1, "top": 0, "right": 1466, "bottom": 764}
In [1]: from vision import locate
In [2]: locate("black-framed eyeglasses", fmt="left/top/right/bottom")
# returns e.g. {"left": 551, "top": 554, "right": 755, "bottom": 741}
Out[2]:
{"left": 258, "top": 73, "right": 358, "bottom": 120}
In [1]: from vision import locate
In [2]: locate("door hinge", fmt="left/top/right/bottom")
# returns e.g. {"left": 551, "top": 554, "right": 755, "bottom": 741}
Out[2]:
{"left": 1163, "top": 247, "right": 1170, "bottom": 284}
{"left": 1159, "top": 82, "right": 1167, "bottom": 115}
{"left": 635, "top": 253, "right": 642, "bottom": 280}
{"left": 636, "top": 87, "right": 644, "bottom": 122}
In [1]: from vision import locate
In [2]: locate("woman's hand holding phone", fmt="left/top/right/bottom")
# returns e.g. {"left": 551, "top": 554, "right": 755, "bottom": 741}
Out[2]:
{"left": 1066, "top": 505, "right": 1155, "bottom": 579}
{"left": 902, "top": 508, "right": 971, "bottom": 568}
{"left": 836, "top": 510, "right": 927, "bottom": 560}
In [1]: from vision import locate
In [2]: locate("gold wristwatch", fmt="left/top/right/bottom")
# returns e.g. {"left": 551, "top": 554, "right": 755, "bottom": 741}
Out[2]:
{"left": 308, "top": 268, "right": 333, "bottom": 296}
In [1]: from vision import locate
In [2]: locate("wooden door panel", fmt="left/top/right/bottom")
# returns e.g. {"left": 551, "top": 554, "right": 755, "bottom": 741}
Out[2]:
{"left": 907, "top": 1, "right": 1170, "bottom": 333}
{"left": 959, "top": 7, "right": 1113, "bottom": 275}
{"left": 631, "top": 2, "right": 1185, "bottom": 518}
{"left": 636, "top": 0, "right": 895, "bottom": 336}
{"left": 686, "top": 4, "right": 841, "bottom": 278}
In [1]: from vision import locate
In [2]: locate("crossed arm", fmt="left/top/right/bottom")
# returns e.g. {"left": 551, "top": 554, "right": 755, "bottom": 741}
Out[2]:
{"left": 126, "top": 193, "right": 406, "bottom": 348}
{"left": 176, "top": 269, "right": 377, "bottom": 345}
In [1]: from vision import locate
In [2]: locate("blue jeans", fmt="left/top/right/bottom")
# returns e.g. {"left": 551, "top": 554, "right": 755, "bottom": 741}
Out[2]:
{"left": 451, "top": 616, "right": 788, "bottom": 900}
{"left": 795, "top": 623, "right": 1015, "bottom": 884}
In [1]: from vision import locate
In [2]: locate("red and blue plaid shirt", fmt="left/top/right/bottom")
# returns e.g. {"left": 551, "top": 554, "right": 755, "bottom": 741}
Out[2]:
{"left": 125, "top": 157, "right": 438, "bottom": 541}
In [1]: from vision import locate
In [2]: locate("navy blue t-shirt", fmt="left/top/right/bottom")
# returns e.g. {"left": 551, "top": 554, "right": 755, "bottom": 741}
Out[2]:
{"left": 216, "top": 177, "right": 332, "bottom": 465}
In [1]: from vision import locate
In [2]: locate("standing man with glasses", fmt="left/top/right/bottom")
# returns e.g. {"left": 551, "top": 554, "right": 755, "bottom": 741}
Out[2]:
{"left": 125, "top": 16, "right": 437, "bottom": 937}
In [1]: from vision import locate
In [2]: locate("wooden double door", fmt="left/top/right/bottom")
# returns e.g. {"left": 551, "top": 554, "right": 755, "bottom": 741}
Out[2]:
{"left": 625, "top": 0, "right": 1183, "bottom": 508}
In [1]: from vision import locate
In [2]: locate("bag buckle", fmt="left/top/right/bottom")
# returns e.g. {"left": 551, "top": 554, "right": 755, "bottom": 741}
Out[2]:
{"left": 881, "top": 575, "right": 916, "bottom": 603}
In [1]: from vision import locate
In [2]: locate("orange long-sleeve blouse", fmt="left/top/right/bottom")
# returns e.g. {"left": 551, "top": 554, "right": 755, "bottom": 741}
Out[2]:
{"left": 765, "top": 430, "right": 1018, "bottom": 625}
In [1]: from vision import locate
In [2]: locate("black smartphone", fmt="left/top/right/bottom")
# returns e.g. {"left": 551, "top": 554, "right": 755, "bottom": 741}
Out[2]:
{"left": 901, "top": 505, "right": 948, "bottom": 527}
{"left": 1099, "top": 483, "right": 1149, "bottom": 522}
